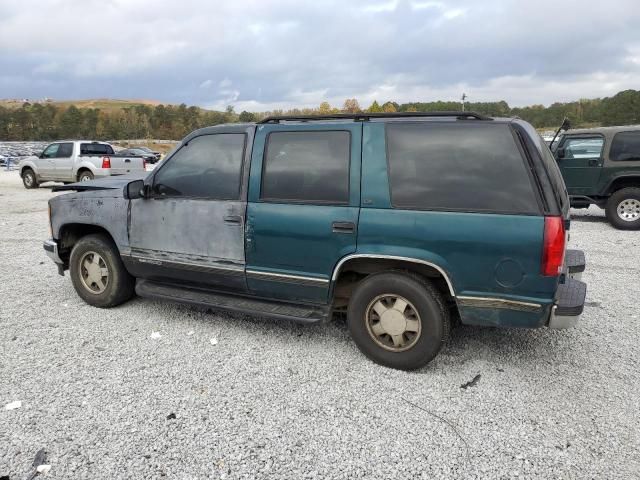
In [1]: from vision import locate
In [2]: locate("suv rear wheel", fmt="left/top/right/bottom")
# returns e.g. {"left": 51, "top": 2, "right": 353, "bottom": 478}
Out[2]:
{"left": 78, "top": 170, "right": 94, "bottom": 182}
{"left": 347, "top": 272, "right": 450, "bottom": 370}
{"left": 606, "top": 187, "right": 640, "bottom": 230}
{"left": 22, "top": 169, "right": 38, "bottom": 189}
{"left": 69, "top": 234, "right": 135, "bottom": 307}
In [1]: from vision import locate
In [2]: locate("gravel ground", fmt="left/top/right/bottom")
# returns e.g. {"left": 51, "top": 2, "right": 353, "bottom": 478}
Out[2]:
{"left": 1, "top": 170, "right": 639, "bottom": 479}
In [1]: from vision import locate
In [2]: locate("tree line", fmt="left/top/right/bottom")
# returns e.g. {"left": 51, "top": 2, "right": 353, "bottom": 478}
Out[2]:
{"left": 1, "top": 89, "right": 639, "bottom": 141}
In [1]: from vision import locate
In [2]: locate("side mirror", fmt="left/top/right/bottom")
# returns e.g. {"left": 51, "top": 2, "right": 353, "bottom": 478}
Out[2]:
{"left": 556, "top": 148, "right": 565, "bottom": 159}
{"left": 124, "top": 179, "right": 147, "bottom": 199}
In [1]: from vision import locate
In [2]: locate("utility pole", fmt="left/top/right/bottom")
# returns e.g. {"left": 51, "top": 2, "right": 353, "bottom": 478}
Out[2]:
{"left": 461, "top": 93, "right": 467, "bottom": 112}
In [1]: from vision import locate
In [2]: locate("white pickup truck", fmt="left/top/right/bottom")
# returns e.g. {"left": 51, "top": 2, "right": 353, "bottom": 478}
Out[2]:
{"left": 18, "top": 141, "right": 147, "bottom": 189}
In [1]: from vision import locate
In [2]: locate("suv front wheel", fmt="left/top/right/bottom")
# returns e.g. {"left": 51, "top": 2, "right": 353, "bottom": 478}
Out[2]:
{"left": 69, "top": 234, "right": 135, "bottom": 307}
{"left": 347, "top": 272, "right": 450, "bottom": 370}
{"left": 606, "top": 187, "right": 640, "bottom": 230}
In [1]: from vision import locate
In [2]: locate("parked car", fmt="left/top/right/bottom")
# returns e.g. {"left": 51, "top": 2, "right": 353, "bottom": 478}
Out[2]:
{"left": 134, "top": 146, "right": 162, "bottom": 162}
{"left": 18, "top": 141, "right": 147, "bottom": 189}
{"left": 117, "top": 147, "right": 160, "bottom": 164}
{"left": 43, "top": 112, "right": 586, "bottom": 370}
{"left": 553, "top": 125, "right": 640, "bottom": 229}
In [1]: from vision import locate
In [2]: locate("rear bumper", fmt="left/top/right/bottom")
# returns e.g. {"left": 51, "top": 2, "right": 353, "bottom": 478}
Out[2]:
{"left": 548, "top": 277, "right": 587, "bottom": 329}
{"left": 566, "top": 249, "right": 586, "bottom": 281}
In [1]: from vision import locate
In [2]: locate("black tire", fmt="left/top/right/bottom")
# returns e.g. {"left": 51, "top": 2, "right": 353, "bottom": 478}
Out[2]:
{"left": 69, "top": 234, "right": 135, "bottom": 308}
{"left": 347, "top": 272, "right": 450, "bottom": 370}
{"left": 77, "top": 170, "right": 94, "bottom": 182}
{"left": 22, "top": 169, "right": 38, "bottom": 189}
{"left": 605, "top": 187, "right": 640, "bottom": 230}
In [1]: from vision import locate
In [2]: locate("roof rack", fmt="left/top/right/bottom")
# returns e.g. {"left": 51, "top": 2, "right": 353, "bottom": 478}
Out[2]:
{"left": 257, "top": 111, "right": 492, "bottom": 124}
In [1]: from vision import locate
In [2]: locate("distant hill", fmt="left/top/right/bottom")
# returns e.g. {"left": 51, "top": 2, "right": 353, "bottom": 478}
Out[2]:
{"left": 0, "top": 98, "right": 169, "bottom": 110}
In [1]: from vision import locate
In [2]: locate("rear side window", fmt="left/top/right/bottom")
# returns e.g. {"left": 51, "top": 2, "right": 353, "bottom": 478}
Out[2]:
{"left": 386, "top": 123, "right": 539, "bottom": 214}
{"left": 152, "top": 133, "right": 245, "bottom": 199}
{"left": 56, "top": 143, "right": 73, "bottom": 158}
{"left": 81, "top": 143, "right": 114, "bottom": 155}
{"left": 261, "top": 131, "right": 350, "bottom": 204}
{"left": 610, "top": 131, "right": 640, "bottom": 161}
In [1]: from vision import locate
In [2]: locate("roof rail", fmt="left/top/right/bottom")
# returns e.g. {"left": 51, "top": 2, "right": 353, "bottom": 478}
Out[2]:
{"left": 257, "top": 111, "right": 492, "bottom": 124}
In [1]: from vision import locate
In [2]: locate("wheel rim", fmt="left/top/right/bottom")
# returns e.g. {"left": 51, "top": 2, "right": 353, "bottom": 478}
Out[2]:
{"left": 78, "top": 251, "right": 109, "bottom": 294}
{"left": 365, "top": 294, "right": 422, "bottom": 352}
{"left": 24, "top": 173, "right": 33, "bottom": 186}
{"left": 80, "top": 174, "right": 91, "bottom": 182}
{"left": 617, "top": 198, "right": 640, "bottom": 222}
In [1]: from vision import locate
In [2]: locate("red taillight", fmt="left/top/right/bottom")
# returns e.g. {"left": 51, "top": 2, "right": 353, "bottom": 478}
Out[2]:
{"left": 102, "top": 156, "right": 111, "bottom": 169}
{"left": 542, "top": 216, "right": 566, "bottom": 276}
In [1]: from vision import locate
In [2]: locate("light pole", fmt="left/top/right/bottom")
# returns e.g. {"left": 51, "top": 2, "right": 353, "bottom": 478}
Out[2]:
{"left": 461, "top": 93, "right": 467, "bottom": 112}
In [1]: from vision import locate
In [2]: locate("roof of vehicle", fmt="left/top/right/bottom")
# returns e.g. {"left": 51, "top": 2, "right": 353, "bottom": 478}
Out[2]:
{"left": 564, "top": 125, "right": 640, "bottom": 135}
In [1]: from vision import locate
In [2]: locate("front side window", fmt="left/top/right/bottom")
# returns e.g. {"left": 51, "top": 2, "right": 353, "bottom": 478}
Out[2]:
{"left": 386, "top": 123, "right": 539, "bottom": 214}
{"left": 42, "top": 144, "right": 60, "bottom": 158}
{"left": 152, "top": 133, "right": 245, "bottom": 199}
{"left": 562, "top": 137, "right": 604, "bottom": 159}
{"left": 261, "top": 131, "right": 350, "bottom": 204}
{"left": 610, "top": 131, "right": 640, "bottom": 161}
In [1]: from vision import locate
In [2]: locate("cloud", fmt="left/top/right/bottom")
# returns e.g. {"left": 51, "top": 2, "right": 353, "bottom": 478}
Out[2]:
{"left": 1, "top": 0, "right": 640, "bottom": 110}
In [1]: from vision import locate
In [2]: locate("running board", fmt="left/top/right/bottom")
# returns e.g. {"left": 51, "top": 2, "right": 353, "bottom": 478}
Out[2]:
{"left": 135, "top": 279, "right": 328, "bottom": 324}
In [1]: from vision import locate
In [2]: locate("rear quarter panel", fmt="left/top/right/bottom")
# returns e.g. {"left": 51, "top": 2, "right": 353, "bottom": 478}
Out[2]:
{"left": 357, "top": 122, "right": 557, "bottom": 328}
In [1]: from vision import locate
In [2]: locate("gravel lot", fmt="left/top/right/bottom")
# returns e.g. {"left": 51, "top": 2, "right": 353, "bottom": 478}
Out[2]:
{"left": 1, "top": 169, "right": 639, "bottom": 479}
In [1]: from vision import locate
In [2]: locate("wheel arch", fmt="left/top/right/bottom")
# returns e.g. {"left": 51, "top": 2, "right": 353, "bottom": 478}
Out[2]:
{"left": 603, "top": 174, "right": 640, "bottom": 195}
{"left": 57, "top": 223, "right": 119, "bottom": 263}
{"left": 330, "top": 254, "right": 457, "bottom": 314}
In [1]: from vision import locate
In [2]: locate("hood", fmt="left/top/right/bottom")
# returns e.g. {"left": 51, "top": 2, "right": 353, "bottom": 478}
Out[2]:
{"left": 52, "top": 172, "right": 147, "bottom": 192}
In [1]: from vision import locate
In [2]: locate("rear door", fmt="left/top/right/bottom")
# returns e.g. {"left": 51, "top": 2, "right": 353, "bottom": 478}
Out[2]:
{"left": 245, "top": 123, "right": 361, "bottom": 303}
{"left": 556, "top": 135, "right": 604, "bottom": 195}
{"left": 127, "top": 128, "right": 251, "bottom": 291}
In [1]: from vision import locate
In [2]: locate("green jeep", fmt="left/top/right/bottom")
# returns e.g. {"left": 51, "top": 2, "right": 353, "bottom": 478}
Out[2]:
{"left": 44, "top": 112, "right": 587, "bottom": 370}
{"left": 554, "top": 125, "right": 640, "bottom": 229}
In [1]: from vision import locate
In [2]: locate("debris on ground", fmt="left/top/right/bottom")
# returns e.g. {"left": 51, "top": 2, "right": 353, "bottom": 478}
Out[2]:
{"left": 461, "top": 374, "right": 481, "bottom": 389}
{"left": 186, "top": 331, "right": 195, "bottom": 336}
{"left": 150, "top": 332, "right": 161, "bottom": 340}
{"left": 210, "top": 337, "right": 218, "bottom": 346}
{"left": 23, "top": 448, "right": 48, "bottom": 480}
{"left": 167, "top": 413, "right": 176, "bottom": 420}
{"left": 5, "top": 400, "right": 21, "bottom": 410}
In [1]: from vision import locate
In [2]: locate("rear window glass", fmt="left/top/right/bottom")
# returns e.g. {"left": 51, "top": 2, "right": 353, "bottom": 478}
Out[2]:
{"left": 261, "top": 131, "right": 350, "bottom": 204}
{"left": 386, "top": 123, "right": 539, "bottom": 214}
{"left": 81, "top": 143, "right": 114, "bottom": 155}
{"left": 610, "top": 131, "right": 640, "bottom": 161}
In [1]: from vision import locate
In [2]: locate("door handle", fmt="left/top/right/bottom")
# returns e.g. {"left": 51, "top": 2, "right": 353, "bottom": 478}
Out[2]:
{"left": 332, "top": 221, "right": 355, "bottom": 233}
{"left": 124, "top": 159, "right": 131, "bottom": 163}
{"left": 224, "top": 215, "right": 243, "bottom": 225}
{"left": 588, "top": 159, "right": 599, "bottom": 166}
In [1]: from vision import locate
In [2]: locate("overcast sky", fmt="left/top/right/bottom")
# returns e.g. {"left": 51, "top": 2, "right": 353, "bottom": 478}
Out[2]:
{"left": 1, "top": 0, "right": 639, "bottom": 111}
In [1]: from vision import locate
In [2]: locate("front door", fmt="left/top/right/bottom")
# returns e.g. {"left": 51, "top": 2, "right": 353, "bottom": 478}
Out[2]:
{"left": 38, "top": 143, "right": 60, "bottom": 180}
{"left": 245, "top": 123, "right": 362, "bottom": 304}
{"left": 53, "top": 142, "right": 74, "bottom": 181}
{"left": 127, "top": 130, "right": 251, "bottom": 291}
{"left": 556, "top": 135, "right": 604, "bottom": 196}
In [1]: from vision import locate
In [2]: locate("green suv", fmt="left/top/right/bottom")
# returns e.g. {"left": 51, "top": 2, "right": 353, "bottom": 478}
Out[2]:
{"left": 554, "top": 125, "right": 640, "bottom": 229}
{"left": 44, "top": 112, "right": 587, "bottom": 370}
